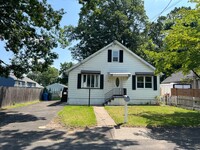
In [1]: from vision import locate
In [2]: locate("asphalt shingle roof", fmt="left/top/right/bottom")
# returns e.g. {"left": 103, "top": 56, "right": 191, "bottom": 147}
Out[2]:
{"left": 161, "top": 71, "right": 194, "bottom": 84}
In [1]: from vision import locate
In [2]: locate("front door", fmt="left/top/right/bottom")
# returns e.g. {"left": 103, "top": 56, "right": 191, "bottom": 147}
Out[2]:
{"left": 115, "top": 77, "right": 128, "bottom": 95}
{"left": 114, "top": 77, "right": 124, "bottom": 95}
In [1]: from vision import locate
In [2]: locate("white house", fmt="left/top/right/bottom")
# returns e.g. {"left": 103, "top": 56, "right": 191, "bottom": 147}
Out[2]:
{"left": 46, "top": 83, "right": 67, "bottom": 93}
{"left": 46, "top": 83, "right": 67, "bottom": 98}
{"left": 67, "top": 41, "right": 160, "bottom": 105}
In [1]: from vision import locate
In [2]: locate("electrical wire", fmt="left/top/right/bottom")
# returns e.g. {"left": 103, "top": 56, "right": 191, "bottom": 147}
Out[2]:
{"left": 151, "top": 0, "right": 174, "bottom": 22}
{"left": 164, "top": 0, "right": 183, "bottom": 12}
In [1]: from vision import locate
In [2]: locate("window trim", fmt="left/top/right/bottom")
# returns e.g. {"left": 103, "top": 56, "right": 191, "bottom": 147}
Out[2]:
{"left": 81, "top": 74, "right": 100, "bottom": 89}
{"left": 136, "top": 76, "right": 153, "bottom": 89}
{"left": 112, "top": 50, "right": 119, "bottom": 62}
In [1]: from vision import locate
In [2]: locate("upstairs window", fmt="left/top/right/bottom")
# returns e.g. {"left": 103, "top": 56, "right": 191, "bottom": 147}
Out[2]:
{"left": 112, "top": 51, "right": 119, "bottom": 62}
{"left": 108, "top": 49, "right": 123, "bottom": 63}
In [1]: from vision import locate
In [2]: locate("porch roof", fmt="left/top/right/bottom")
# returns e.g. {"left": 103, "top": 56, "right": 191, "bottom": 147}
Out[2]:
{"left": 108, "top": 72, "right": 131, "bottom": 77}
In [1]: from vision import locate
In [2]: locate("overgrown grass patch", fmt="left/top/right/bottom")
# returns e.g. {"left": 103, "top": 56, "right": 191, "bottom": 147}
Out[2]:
{"left": 58, "top": 106, "right": 96, "bottom": 128}
{"left": 105, "top": 105, "right": 200, "bottom": 127}
{"left": 1, "top": 100, "right": 40, "bottom": 110}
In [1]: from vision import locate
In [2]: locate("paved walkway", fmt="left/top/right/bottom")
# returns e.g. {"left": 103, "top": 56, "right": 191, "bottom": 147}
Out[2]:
{"left": 93, "top": 106, "right": 116, "bottom": 127}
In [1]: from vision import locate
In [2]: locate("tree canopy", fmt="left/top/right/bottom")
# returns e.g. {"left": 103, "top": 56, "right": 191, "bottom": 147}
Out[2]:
{"left": 0, "top": 0, "right": 66, "bottom": 77}
{"left": 68, "top": 0, "right": 148, "bottom": 61}
{"left": 27, "top": 66, "right": 59, "bottom": 86}
{"left": 58, "top": 62, "right": 74, "bottom": 85}
{"left": 146, "top": 1, "right": 200, "bottom": 77}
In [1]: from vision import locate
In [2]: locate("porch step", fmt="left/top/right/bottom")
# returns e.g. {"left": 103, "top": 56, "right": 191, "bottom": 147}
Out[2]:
{"left": 103, "top": 95, "right": 124, "bottom": 106}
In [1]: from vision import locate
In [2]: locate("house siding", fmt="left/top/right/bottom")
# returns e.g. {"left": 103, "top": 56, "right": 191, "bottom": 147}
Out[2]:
{"left": 0, "top": 77, "right": 15, "bottom": 87}
{"left": 68, "top": 43, "right": 160, "bottom": 105}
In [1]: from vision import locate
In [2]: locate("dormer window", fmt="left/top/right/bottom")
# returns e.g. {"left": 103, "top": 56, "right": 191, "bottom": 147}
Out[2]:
{"left": 112, "top": 51, "right": 119, "bottom": 62}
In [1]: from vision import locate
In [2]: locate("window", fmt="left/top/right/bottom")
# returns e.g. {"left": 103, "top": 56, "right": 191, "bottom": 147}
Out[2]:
{"left": 137, "top": 76, "right": 152, "bottom": 88}
{"left": 112, "top": 50, "right": 119, "bottom": 62}
{"left": 137, "top": 76, "right": 144, "bottom": 88}
{"left": 145, "top": 77, "right": 152, "bottom": 88}
{"left": 27, "top": 82, "right": 36, "bottom": 87}
{"left": 82, "top": 74, "right": 100, "bottom": 88}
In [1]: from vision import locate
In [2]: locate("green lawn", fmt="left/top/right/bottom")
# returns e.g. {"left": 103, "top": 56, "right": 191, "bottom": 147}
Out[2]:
{"left": 1, "top": 100, "right": 40, "bottom": 110}
{"left": 58, "top": 106, "right": 96, "bottom": 128}
{"left": 105, "top": 106, "right": 200, "bottom": 127}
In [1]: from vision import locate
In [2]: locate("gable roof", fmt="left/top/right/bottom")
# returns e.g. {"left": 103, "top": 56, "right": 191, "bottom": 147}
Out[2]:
{"left": 67, "top": 40, "right": 155, "bottom": 73}
{"left": 9, "top": 73, "right": 43, "bottom": 88}
{"left": 161, "top": 71, "right": 195, "bottom": 84}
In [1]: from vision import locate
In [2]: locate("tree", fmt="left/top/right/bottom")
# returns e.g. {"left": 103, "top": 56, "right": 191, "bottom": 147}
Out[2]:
{"left": 147, "top": 7, "right": 192, "bottom": 53}
{"left": 0, "top": 0, "right": 67, "bottom": 77}
{"left": 144, "top": 7, "right": 192, "bottom": 72}
{"left": 27, "top": 67, "right": 59, "bottom": 86}
{"left": 146, "top": 2, "right": 200, "bottom": 77}
{"left": 58, "top": 62, "right": 74, "bottom": 85}
{"left": 68, "top": 0, "right": 148, "bottom": 61}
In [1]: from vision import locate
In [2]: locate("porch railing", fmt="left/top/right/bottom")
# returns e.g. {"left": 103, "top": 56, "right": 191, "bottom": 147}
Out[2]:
{"left": 105, "top": 88, "right": 127, "bottom": 101}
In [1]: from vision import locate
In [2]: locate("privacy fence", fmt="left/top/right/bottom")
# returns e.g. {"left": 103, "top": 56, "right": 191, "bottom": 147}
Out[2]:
{"left": 0, "top": 86, "right": 43, "bottom": 108}
{"left": 165, "top": 89, "right": 200, "bottom": 110}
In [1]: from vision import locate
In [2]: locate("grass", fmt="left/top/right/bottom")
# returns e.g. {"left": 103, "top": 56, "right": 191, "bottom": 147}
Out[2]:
{"left": 1, "top": 100, "right": 40, "bottom": 110}
{"left": 58, "top": 106, "right": 96, "bottom": 128}
{"left": 105, "top": 105, "right": 200, "bottom": 127}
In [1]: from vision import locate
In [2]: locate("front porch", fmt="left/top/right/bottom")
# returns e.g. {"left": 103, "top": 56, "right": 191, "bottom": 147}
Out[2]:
{"left": 103, "top": 88, "right": 127, "bottom": 105}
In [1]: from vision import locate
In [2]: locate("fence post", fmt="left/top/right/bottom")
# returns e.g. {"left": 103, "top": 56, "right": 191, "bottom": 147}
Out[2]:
{"left": 192, "top": 97, "right": 195, "bottom": 110}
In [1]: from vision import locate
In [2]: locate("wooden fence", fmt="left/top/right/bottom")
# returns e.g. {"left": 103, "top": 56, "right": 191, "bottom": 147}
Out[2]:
{"left": 0, "top": 86, "right": 43, "bottom": 108}
{"left": 168, "top": 88, "right": 200, "bottom": 109}
{"left": 171, "top": 88, "right": 200, "bottom": 98}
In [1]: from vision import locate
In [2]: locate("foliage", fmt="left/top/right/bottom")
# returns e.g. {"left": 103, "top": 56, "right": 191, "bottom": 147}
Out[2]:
{"left": 68, "top": 0, "right": 148, "bottom": 61}
{"left": 0, "top": 0, "right": 67, "bottom": 78}
{"left": 105, "top": 106, "right": 200, "bottom": 127}
{"left": 58, "top": 62, "right": 74, "bottom": 85}
{"left": 27, "top": 66, "right": 59, "bottom": 86}
{"left": 58, "top": 106, "right": 96, "bottom": 128}
{"left": 145, "top": 2, "right": 200, "bottom": 77}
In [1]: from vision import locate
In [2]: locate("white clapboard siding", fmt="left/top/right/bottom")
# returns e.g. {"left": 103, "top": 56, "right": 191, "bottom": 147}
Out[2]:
{"left": 68, "top": 41, "right": 160, "bottom": 105}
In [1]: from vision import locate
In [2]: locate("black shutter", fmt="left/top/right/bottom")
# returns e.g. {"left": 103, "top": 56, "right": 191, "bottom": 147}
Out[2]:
{"left": 77, "top": 74, "right": 81, "bottom": 89}
{"left": 132, "top": 75, "right": 136, "bottom": 90}
{"left": 119, "top": 50, "right": 123, "bottom": 63}
{"left": 153, "top": 76, "right": 157, "bottom": 91}
{"left": 100, "top": 74, "right": 104, "bottom": 89}
{"left": 108, "top": 49, "right": 112, "bottom": 62}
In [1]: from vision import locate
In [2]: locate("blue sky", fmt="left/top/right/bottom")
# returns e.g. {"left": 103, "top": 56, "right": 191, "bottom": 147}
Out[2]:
{"left": 0, "top": 0, "right": 195, "bottom": 70}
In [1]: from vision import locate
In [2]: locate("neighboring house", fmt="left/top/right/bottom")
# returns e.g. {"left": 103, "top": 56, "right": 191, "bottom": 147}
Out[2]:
{"left": 67, "top": 40, "right": 160, "bottom": 105}
{"left": 46, "top": 83, "right": 67, "bottom": 98}
{"left": 160, "top": 71, "right": 199, "bottom": 96}
{"left": 46, "top": 83, "right": 67, "bottom": 92}
{"left": 0, "top": 74, "right": 43, "bottom": 88}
